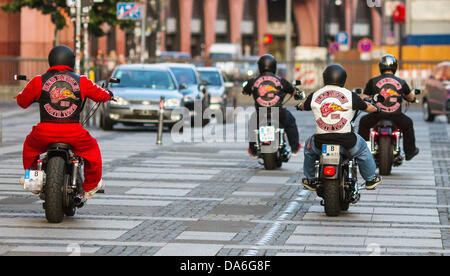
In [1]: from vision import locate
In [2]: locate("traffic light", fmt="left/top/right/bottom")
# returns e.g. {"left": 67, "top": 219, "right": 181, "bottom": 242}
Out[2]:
{"left": 393, "top": 3, "right": 406, "bottom": 23}
{"left": 263, "top": 34, "right": 273, "bottom": 45}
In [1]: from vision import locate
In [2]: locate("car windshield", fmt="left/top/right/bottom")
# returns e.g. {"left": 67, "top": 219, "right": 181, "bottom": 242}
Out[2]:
{"left": 169, "top": 67, "right": 198, "bottom": 85}
{"left": 210, "top": 53, "right": 233, "bottom": 59}
{"left": 111, "top": 69, "right": 176, "bottom": 90}
{"left": 199, "top": 71, "right": 222, "bottom": 86}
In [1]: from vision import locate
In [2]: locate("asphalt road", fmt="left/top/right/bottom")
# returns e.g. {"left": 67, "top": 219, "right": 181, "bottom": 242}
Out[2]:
{"left": 0, "top": 104, "right": 449, "bottom": 256}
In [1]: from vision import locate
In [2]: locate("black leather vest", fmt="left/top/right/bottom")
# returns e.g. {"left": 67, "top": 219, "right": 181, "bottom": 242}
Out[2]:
{"left": 39, "top": 71, "right": 83, "bottom": 123}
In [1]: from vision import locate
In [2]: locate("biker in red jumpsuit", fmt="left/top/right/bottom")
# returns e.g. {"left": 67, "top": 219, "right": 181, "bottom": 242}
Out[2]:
{"left": 16, "top": 45, "right": 112, "bottom": 200}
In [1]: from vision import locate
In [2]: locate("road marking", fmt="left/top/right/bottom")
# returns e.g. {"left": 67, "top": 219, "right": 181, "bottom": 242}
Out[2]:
{"left": 10, "top": 246, "right": 100, "bottom": 254}
{"left": 0, "top": 227, "right": 126, "bottom": 240}
{"left": 154, "top": 243, "right": 223, "bottom": 256}
{"left": 125, "top": 188, "right": 191, "bottom": 196}
{"left": 0, "top": 217, "right": 142, "bottom": 229}
{"left": 175, "top": 231, "right": 236, "bottom": 241}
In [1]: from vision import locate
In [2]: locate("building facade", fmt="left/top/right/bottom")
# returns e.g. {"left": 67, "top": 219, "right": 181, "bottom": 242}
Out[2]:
{"left": 0, "top": 0, "right": 385, "bottom": 61}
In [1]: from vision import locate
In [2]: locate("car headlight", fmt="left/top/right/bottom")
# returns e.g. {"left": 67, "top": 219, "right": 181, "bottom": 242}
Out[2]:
{"left": 112, "top": 96, "right": 129, "bottom": 105}
{"left": 183, "top": 95, "right": 195, "bottom": 102}
{"left": 164, "top": 98, "right": 181, "bottom": 108}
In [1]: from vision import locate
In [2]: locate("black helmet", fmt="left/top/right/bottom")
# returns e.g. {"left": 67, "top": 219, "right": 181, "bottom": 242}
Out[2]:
{"left": 323, "top": 64, "right": 347, "bottom": 87}
{"left": 48, "top": 45, "right": 75, "bottom": 69}
{"left": 257, "top": 54, "right": 277, "bottom": 74}
{"left": 379, "top": 54, "right": 397, "bottom": 74}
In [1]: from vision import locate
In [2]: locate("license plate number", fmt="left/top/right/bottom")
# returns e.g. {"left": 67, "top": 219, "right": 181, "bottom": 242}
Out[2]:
{"left": 135, "top": 110, "right": 156, "bottom": 116}
{"left": 259, "top": 126, "right": 276, "bottom": 142}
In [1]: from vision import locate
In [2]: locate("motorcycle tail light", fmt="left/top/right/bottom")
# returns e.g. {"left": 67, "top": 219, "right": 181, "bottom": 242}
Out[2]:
{"left": 323, "top": 166, "right": 336, "bottom": 176}
{"left": 262, "top": 142, "right": 271, "bottom": 145}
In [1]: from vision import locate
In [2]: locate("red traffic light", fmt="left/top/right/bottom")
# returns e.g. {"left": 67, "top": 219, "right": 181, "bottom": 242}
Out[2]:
{"left": 393, "top": 3, "right": 406, "bottom": 23}
{"left": 263, "top": 34, "right": 273, "bottom": 45}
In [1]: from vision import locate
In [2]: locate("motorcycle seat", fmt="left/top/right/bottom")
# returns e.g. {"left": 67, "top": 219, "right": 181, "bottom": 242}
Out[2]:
{"left": 47, "top": 143, "right": 72, "bottom": 151}
{"left": 376, "top": 120, "right": 396, "bottom": 128}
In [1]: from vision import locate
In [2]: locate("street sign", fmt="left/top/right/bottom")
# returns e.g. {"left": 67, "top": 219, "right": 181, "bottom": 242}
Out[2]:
{"left": 117, "top": 2, "right": 142, "bottom": 20}
{"left": 358, "top": 38, "right": 373, "bottom": 53}
{"left": 336, "top": 32, "right": 349, "bottom": 46}
{"left": 328, "top": 42, "right": 340, "bottom": 56}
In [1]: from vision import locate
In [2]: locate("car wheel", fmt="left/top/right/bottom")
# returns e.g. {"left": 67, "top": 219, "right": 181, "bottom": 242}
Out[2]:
{"left": 423, "top": 100, "right": 435, "bottom": 122}
{"left": 101, "top": 113, "right": 115, "bottom": 130}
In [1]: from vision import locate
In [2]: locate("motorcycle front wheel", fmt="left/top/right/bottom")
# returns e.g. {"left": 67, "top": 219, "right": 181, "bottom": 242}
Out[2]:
{"left": 44, "top": 156, "right": 66, "bottom": 223}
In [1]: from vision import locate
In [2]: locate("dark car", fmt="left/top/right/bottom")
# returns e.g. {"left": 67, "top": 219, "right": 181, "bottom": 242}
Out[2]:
{"left": 157, "top": 63, "right": 210, "bottom": 123}
{"left": 99, "top": 64, "right": 183, "bottom": 130}
{"left": 422, "top": 61, "right": 450, "bottom": 122}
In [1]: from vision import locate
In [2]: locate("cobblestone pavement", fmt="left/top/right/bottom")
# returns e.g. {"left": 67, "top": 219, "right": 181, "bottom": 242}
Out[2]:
{"left": 0, "top": 104, "right": 448, "bottom": 256}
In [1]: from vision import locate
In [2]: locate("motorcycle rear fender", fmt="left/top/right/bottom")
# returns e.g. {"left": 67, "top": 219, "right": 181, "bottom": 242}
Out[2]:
{"left": 46, "top": 149, "right": 71, "bottom": 164}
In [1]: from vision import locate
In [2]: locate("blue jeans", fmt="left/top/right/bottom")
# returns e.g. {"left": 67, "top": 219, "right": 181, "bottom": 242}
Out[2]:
{"left": 303, "top": 134, "right": 376, "bottom": 181}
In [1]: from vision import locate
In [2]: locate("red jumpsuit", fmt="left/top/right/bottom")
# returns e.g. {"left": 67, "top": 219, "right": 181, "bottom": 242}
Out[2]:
{"left": 17, "top": 65, "right": 111, "bottom": 192}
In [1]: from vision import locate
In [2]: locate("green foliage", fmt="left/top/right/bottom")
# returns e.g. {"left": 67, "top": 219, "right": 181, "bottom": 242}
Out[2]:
{"left": 0, "top": 0, "right": 136, "bottom": 36}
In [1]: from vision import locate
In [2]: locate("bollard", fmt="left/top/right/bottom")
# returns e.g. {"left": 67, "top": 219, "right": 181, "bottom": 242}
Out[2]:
{"left": 156, "top": 96, "right": 165, "bottom": 145}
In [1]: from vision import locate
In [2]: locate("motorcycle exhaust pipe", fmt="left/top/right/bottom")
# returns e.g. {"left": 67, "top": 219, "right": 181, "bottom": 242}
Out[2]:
{"left": 314, "top": 161, "right": 320, "bottom": 179}
{"left": 74, "top": 194, "right": 86, "bottom": 207}
{"left": 370, "top": 129, "right": 376, "bottom": 154}
{"left": 71, "top": 160, "right": 79, "bottom": 189}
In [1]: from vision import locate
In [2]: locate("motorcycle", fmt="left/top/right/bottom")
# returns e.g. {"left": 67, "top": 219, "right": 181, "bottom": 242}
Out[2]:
{"left": 307, "top": 92, "right": 384, "bottom": 217}
{"left": 366, "top": 89, "right": 421, "bottom": 175}
{"left": 15, "top": 75, "right": 118, "bottom": 223}
{"left": 253, "top": 81, "right": 305, "bottom": 170}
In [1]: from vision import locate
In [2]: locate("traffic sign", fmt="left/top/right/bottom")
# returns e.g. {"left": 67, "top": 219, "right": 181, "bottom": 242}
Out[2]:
{"left": 336, "top": 32, "right": 349, "bottom": 46}
{"left": 328, "top": 42, "right": 340, "bottom": 55}
{"left": 358, "top": 38, "right": 373, "bottom": 53}
{"left": 117, "top": 2, "right": 142, "bottom": 20}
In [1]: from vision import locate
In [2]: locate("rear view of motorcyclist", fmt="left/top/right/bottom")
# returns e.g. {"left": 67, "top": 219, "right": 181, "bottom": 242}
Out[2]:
{"left": 358, "top": 54, "right": 419, "bottom": 161}
{"left": 298, "top": 64, "right": 382, "bottom": 191}
{"left": 17, "top": 45, "right": 113, "bottom": 201}
{"left": 242, "top": 54, "right": 300, "bottom": 158}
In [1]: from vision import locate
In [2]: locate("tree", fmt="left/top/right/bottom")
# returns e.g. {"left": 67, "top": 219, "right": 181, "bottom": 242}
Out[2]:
{"left": 1, "top": 0, "right": 136, "bottom": 45}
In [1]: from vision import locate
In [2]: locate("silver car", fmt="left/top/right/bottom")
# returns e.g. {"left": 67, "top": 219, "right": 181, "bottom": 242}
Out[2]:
{"left": 100, "top": 64, "right": 183, "bottom": 130}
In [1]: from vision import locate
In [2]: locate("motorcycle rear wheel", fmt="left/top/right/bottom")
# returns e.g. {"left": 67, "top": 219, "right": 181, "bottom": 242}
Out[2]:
{"left": 378, "top": 136, "right": 393, "bottom": 175}
{"left": 323, "top": 179, "right": 341, "bottom": 217}
{"left": 44, "top": 156, "right": 66, "bottom": 223}
{"left": 263, "top": 152, "right": 278, "bottom": 170}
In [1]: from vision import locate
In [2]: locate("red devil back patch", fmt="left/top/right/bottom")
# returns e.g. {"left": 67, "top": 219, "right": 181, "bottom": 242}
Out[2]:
{"left": 39, "top": 72, "right": 83, "bottom": 123}
{"left": 253, "top": 75, "right": 282, "bottom": 107}
{"left": 375, "top": 77, "right": 402, "bottom": 113}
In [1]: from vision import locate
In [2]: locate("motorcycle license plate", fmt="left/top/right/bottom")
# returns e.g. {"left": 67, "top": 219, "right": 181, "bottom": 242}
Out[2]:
{"left": 321, "top": 144, "right": 340, "bottom": 164}
{"left": 259, "top": 126, "right": 276, "bottom": 142}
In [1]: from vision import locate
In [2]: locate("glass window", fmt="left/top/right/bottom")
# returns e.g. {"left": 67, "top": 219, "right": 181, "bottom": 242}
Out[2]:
{"left": 111, "top": 69, "right": 176, "bottom": 90}
{"left": 199, "top": 71, "right": 223, "bottom": 86}
{"left": 169, "top": 67, "right": 199, "bottom": 85}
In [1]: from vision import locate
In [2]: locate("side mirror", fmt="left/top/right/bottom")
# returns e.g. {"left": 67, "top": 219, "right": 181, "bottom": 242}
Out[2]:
{"left": 294, "top": 89, "right": 306, "bottom": 101}
{"left": 353, "top": 88, "right": 363, "bottom": 95}
{"left": 109, "top": 78, "right": 120, "bottom": 84}
{"left": 292, "top": 80, "right": 302, "bottom": 86}
{"left": 374, "top": 94, "right": 385, "bottom": 103}
{"left": 179, "top": 84, "right": 187, "bottom": 90}
{"left": 414, "top": 89, "right": 421, "bottom": 95}
{"left": 14, "top": 74, "right": 27, "bottom": 81}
